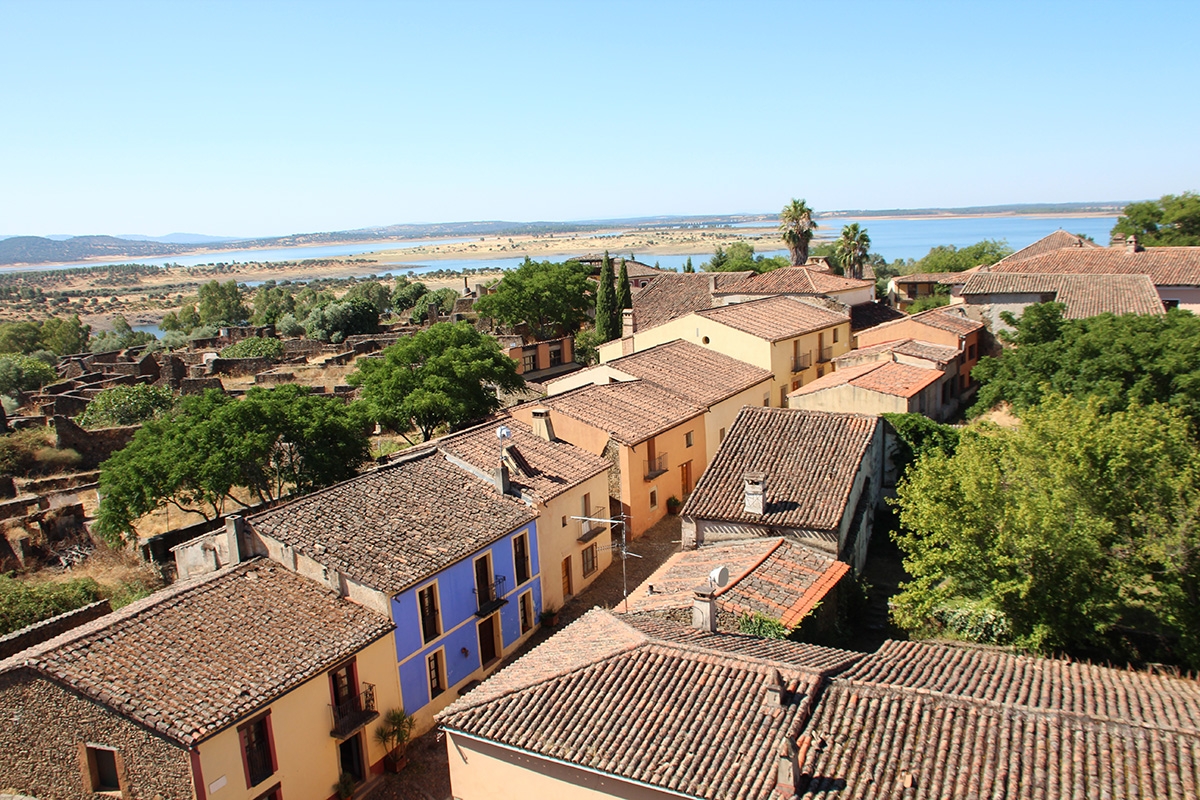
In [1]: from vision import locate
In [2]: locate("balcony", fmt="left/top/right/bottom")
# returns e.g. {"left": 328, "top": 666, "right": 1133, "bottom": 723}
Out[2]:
{"left": 644, "top": 452, "right": 668, "bottom": 480}
{"left": 329, "top": 683, "right": 378, "bottom": 739}
{"left": 474, "top": 574, "right": 508, "bottom": 617}
{"left": 578, "top": 506, "right": 608, "bottom": 543}
{"left": 792, "top": 352, "right": 812, "bottom": 372}
{"left": 818, "top": 346, "right": 834, "bottom": 363}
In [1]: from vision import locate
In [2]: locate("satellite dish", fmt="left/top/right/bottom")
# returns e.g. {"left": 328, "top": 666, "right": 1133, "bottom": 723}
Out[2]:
{"left": 709, "top": 566, "right": 729, "bottom": 589}
{"left": 496, "top": 425, "right": 512, "bottom": 441}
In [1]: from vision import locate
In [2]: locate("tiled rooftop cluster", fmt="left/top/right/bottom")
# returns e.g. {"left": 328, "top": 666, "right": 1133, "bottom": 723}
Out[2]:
{"left": 998, "top": 229, "right": 1102, "bottom": 264}
{"left": 682, "top": 406, "right": 878, "bottom": 532}
{"left": 835, "top": 338, "right": 960, "bottom": 366}
{"left": 991, "top": 243, "right": 1200, "bottom": 285}
{"left": 695, "top": 295, "right": 850, "bottom": 342}
{"left": 602, "top": 339, "right": 773, "bottom": 407}
{"left": 714, "top": 267, "right": 873, "bottom": 297}
{"left": 0, "top": 561, "right": 394, "bottom": 745}
{"left": 961, "top": 272, "right": 1166, "bottom": 317}
{"left": 537, "top": 380, "right": 706, "bottom": 446}
{"left": 443, "top": 611, "right": 1200, "bottom": 800}
{"left": 791, "top": 360, "right": 941, "bottom": 400}
{"left": 437, "top": 415, "right": 609, "bottom": 504}
{"left": 631, "top": 271, "right": 754, "bottom": 329}
{"left": 248, "top": 448, "right": 537, "bottom": 595}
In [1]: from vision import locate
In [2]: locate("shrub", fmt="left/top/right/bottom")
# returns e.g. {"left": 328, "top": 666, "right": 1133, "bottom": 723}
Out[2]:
{"left": 737, "top": 611, "right": 789, "bottom": 639}
{"left": 0, "top": 574, "right": 103, "bottom": 636}
{"left": 0, "top": 353, "right": 56, "bottom": 396}
{"left": 219, "top": 337, "right": 284, "bottom": 360}
{"left": 78, "top": 384, "right": 176, "bottom": 429}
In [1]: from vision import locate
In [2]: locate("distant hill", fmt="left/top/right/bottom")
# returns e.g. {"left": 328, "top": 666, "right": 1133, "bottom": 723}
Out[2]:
{"left": 0, "top": 235, "right": 194, "bottom": 266}
{"left": 116, "top": 233, "right": 239, "bottom": 244}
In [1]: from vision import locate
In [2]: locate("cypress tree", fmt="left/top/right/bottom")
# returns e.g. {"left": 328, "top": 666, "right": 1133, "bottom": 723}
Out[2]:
{"left": 595, "top": 251, "right": 618, "bottom": 342}
{"left": 683, "top": 256, "right": 694, "bottom": 273}
{"left": 617, "top": 259, "right": 633, "bottom": 311}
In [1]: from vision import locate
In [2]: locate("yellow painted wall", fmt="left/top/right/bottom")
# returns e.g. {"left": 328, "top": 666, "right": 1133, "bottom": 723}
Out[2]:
{"left": 544, "top": 365, "right": 633, "bottom": 395}
{"left": 508, "top": 406, "right": 610, "bottom": 456}
{"left": 787, "top": 383, "right": 910, "bottom": 416}
{"left": 703, "top": 382, "right": 770, "bottom": 462}
{"left": 538, "top": 473, "right": 615, "bottom": 609}
{"left": 446, "top": 733, "right": 677, "bottom": 800}
{"left": 620, "top": 417, "right": 706, "bottom": 539}
{"left": 194, "top": 633, "right": 401, "bottom": 800}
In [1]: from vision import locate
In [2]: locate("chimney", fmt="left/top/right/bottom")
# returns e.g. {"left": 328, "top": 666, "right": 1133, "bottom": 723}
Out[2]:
{"left": 530, "top": 408, "right": 556, "bottom": 442}
{"left": 764, "top": 668, "right": 786, "bottom": 708}
{"left": 1126, "top": 234, "right": 1142, "bottom": 254}
{"left": 744, "top": 472, "right": 766, "bottom": 515}
{"left": 494, "top": 462, "right": 512, "bottom": 496}
{"left": 776, "top": 737, "right": 800, "bottom": 794}
{"left": 225, "top": 514, "right": 246, "bottom": 563}
{"left": 622, "top": 308, "right": 635, "bottom": 337}
{"left": 692, "top": 586, "right": 717, "bottom": 632}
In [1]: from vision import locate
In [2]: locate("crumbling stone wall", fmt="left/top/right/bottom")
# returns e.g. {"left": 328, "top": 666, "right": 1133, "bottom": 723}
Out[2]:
{"left": 206, "top": 357, "right": 274, "bottom": 377}
{"left": 0, "top": 669, "right": 194, "bottom": 799}
{"left": 52, "top": 416, "right": 138, "bottom": 470}
{"left": 180, "top": 377, "right": 224, "bottom": 395}
{"left": 0, "top": 601, "right": 112, "bottom": 659}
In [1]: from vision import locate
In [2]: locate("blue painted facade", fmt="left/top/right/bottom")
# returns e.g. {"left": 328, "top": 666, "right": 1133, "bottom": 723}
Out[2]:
{"left": 395, "top": 520, "right": 541, "bottom": 714}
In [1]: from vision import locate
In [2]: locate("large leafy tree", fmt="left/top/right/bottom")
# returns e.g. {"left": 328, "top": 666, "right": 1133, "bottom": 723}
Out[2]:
{"left": 836, "top": 223, "right": 871, "bottom": 280}
{"left": 970, "top": 304, "right": 1200, "bottom": 430}
{"left": 0, "top": 354, "right": 56, "bottom": 397}
{"left": 702, "top": 242, "right": 788, "bottom": 274}
{"left": 349, "top": 322, "right": 523, "bottom": 441}
{"left": 779, "top": 198, "right": 818, "bottom": 266}
{"left": 38, "top": 315, "right": 90, "bottom": 355}
{"left": 594, "top": 252, "right": 620, "bottom": 342}
{"left": 893, "top": 397, "right": 1200, "bottom": 667}
{"left": 197, "top": 279, "right": 250, "bottom": 326}
{"left": 1112, "top": 192, "right": 1200, "bottom": 246}
{"left": 474, "top": 258, "right": 593, "bottom": 340}
{"left": 78, "top": 384, "right": 175, "bottom": 429}
{"left": 94, "top": 386, "right": 369, "bottom": 544}
{"left": 304, "top": 297, "right": 380, "bottom": 343}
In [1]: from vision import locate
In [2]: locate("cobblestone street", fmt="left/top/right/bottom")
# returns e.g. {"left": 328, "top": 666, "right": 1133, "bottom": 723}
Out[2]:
{"left": 367, "top": 515, "right": 683, "bottom": 800}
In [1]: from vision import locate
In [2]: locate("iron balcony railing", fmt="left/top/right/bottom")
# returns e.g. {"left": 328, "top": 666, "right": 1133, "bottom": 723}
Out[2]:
{"left": 245, "top": 735, "right": 274, "bottom": 785}
{"left": 792, "top": 352, "right": 812, "bottom": 372}
{"left": 578, "top": 506, "right": 608, "bottom": 543}
{"left": 329, "top": 683, "right": 378, "bottom": 739}
{"left": 644, "top": 452, "right": 668, "bottom": 480}
{"left": 475, "top": 574, "right": 508, "bottom": 616}
{"left": 818, "top": 346, "right": 834, "bottom": 363}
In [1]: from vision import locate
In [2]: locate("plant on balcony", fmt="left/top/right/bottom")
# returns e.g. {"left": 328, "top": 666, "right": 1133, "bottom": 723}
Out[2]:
{"left": 374, "top": 708, "right": 415, "bottom": 773}
{"left": 667, "top": 496, "right": 682, "bottom": 515}
{"left": 539, "top": 606, "right": 560, "bottom": 627}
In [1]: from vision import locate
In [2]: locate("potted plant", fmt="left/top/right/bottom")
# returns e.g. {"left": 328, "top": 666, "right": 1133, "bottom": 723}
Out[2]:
{"left": 666, "top": 496, "right": 682, "bottom": 515}
{"left": 334, "top": 772, "right": 356, "bottom": 799}
{"left": 539, "top": 606, "right": 560, "bottom": 627}
{"left": 373, "top": 708, "right": 415, "bottom": 773}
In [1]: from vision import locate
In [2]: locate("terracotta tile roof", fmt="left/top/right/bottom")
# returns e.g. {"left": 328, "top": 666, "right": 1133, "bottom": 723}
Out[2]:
{"left": 623, "top": 538, "right": 849, "bottom": 628}
{"left": 714, "top": 267, "right": 873, "bottom": 297}
{"left": 891, "top": 270, "right": 977, "bottom": 285}
{"left": 436, "top": 415, "right": 609, "bottom": 504}
{"left": 696, "top": 295, "right": 849, "bottom": 342}
{"left": 834, "top": 338, "right": 959, "bottom": 366}
{"left": 631, "top": 271, "right": 754, "bottom": 330}
{"left": 439, "top": 609, "right": 861, "bottom": 800}
{"left": 998, "top": 229, "right": 1103, "bottom": 264}
{"left": 961, "top": 272, "right": 1166, "bottom": 318}
{"left": 681, "top": 407, "right": 879, "bottom": 533}
{"left": 0, "top": 561, "right": 394, "bottom": 745}
{"left": 604, "top": 339, "right": 773, "bottom": 407}
{"left": 538, "top": 380, "right": 706, "bottom": 446}
{"left": 790, "top": 360, "right": 941, "bottom": 399}
{"left": 849, "top": 301, "right": 905, "bottom": 332}
{"left": 796, "top": 639, "right": 1200, "bottom": 798}
{"left": 990, "top": 244, "right": 1200, "bottom": 286}
{"left": 248, "top": 449, "right": 537, "bottom": 595}
{"left": 908, "top": 305, "right": 985, "bottom": 335}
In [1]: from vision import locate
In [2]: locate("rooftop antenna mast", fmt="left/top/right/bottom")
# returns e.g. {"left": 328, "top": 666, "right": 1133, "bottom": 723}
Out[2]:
{"left": 570, "top": 511, "right": 640, "bottom": 612}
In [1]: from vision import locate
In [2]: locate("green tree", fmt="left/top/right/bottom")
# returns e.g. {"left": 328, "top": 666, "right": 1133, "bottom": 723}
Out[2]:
{"left": 219, "top": 337, "right": 285, "bottom": 359}
{"left": 616, "top": 260, "right": 633, "bottom": 310}
{"left": 475, "top": 258, "right": 593, "bottom": 339}
{"left": 907, "top": 239, "right": 1013, "bottom": 273}
{"left": 94, "top": 386, "right": 368, "bottom": 543}
{"left": 197, "top": 280, "right": 249, "bottom": 326}
{"left": 77, "top": 384, "right": 176, "bottom": 429}
{"left": 161, "top": 304, "right": 201, "bottom": 333}
{"left": 594, "top": 252, "right": 620, "bottom": 343}
{"left": 702, "top": 242, "right": 789, "bottom": 273}
{"left": 0, "top": 322, "right": 43, "bottom": 354}
{"left": 304, "top": 297, "right": 379, "bottom": 343}
{"left": 881, "top": 412, "right": 959, "bottom": 475}
{"left": 1112, "top": 192, "right": 1200, "bottom": 246}
{"left": 573, "top": 327, "right": 602, "bottom": 366}
{"left": 89, "top": 315, "right": 156, "bottom": 353}
{"left": 683, "top": 257, "right": 695, "bottom": 273}
{"left": 780, "top": 198, "right": 818, "bottom": 266}
{"left": 411, "top": 288, "right": 459, "bottom": 324}
{"left": 836, "top": 223, "right": 871, "bottom": 280}
{"left": 348, "top": 322, "right": 524, "bottom": 441}
{"left": 250, "top": 282, "right": 297, "bottom": 326}
{"left": 344, "top": 280, "right": 393, "bottom": 315}
{"left": 893, "top": 398, "right": 1200, "bottom": 666}
{"left": 38, "top": 315, "right": 90, "bottom": 355}
{"left": 392, "top": 279, "right": 429, "bottom": 312}
{"left": 0, "top": 354, "right": 56, "bottom": 396}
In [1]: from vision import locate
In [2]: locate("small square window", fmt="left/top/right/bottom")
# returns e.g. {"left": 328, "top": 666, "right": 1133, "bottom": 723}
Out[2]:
{"left": 561, "top": 515, "right": 567, "bottom": 527}
{"left": 718, "top": 427, "right": 726, "bottom": 443}
{"left": 833, "top": 328, "right": 840, "bottom": 343}
{"left": 86, "top": 745, "right": 121, "bottom": 793}
{"left": 649, "top": 488, "right": 658, "bottom": 509}
{"left": 685, "top": 431, "right": 694, "bottom": 448}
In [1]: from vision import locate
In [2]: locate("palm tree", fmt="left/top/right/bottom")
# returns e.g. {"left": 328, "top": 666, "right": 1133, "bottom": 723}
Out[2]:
{"left": 780, "top": 199, "right": 818, "bottom": 266}
{"left": 836, "top": 223, "right": 871, "bottom": 280}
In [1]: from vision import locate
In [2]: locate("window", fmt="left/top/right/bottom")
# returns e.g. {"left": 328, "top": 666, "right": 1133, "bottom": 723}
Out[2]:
{"left": 582, "top": 543, "right": 598, "bottom": 577}
{"left": 427, "top": 650, "right": 446, "bottom": 699}
{"left": 85, "top": 745, "right": 121, "bottom": 794}
{"left": 967, "top": 343, "right": 977, "bottom": 360}
{"left": 513, "top": 532, "right": 531, "bottom": 586}
{"left": 239, "top": 714, "right": 276, "bottom": 788}
{"left": 762, "top": 393, "right": 769, "bottom": 407}
{"left": 1165, "top": 299, "right": 1181, "bottom": 310}
{"left": 685, "top": 430, "right": 694, "bottom": 448}
{"left": 549, "top": 347, "right": 563, "bottom": 367}
{"left": 561, "top": 515, "right": 567, "bottom": 527}
{"left": 907, "top": 282, "right": 918, "bottom": 297}
{"left": 833, "top": 328, "right": 840, "bottom": 343}
{"left": 519, "top": 591, "right": 534, "bottom": 634}
{"left": 522, "top": 353, "right": 536, "bottom": 372}
{"left": 417, "top": 583, "right": 441, "bottom": 644}
{"left": 649, "top": 488, "right": 658, "bottom": 509}
{"left": 718, "top": 427, "right": 726, "bottom": 443}
{"left": 780, "top": 387, "right": 788, "bottom": 406}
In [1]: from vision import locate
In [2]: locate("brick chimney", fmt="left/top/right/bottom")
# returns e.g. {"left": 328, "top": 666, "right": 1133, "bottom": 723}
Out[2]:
{"left": 692, "top": 586, "right": 718, "bottom": 632}
{"left": 530, "top": 408, "right": 556, "bottom": 442}
{"left": 764, "top": 667, "right": 786, "bottom": 708}
{"left": 1126, "top": 234, "right": 1143, "bottom": 254}
{"left": 744, "top": 472, "right": 766, "bottom": 515}
{"left": 776, "top": 737, "right": 799, "bottom": 794}
{"left": 622, "top": 308, "right": 635, "bottom": 337}
{"left": 494, "top": 462, "right": 512, "bottom": 496}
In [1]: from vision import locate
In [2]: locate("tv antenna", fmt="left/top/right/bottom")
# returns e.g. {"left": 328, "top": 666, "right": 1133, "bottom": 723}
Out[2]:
{"left": 570, "top": 512, "right": 640, "bottom": 612}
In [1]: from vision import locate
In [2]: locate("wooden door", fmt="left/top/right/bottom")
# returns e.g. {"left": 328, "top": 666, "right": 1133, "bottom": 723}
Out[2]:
{"left": 681, "top": 460, "right": 693, "bottom": 495}
{"left": 478, "top": 614, "right": 498, "bottom": 665}
{"left": 562, "top": 556, "right": 573, "bottom": 599}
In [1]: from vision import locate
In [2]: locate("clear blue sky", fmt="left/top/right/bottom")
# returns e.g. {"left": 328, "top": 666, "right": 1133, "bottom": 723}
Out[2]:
{"left": 2, "top": 0, "right": 1197, "bottom": 238}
